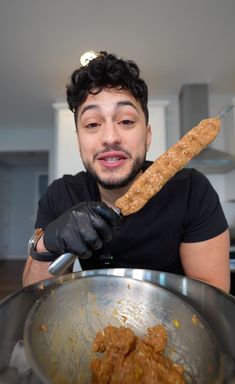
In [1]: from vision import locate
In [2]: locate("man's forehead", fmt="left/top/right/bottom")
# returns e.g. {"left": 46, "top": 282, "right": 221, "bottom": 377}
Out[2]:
{"left": 85, "top": 88, "right": 135, "bottom": 103}
{"left": 78, "top": 88, "right": 140, "bottom": 115}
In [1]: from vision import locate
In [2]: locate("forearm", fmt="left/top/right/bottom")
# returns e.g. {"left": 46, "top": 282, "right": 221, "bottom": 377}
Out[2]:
{"left": 22, "top": 256, "right": 53, "bottom": 287}
{"left": 22, "top": 236, "right": 53, "bottom": 287}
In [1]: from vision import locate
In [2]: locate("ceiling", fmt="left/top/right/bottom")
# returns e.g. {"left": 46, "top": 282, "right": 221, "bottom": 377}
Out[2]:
{"left": 1, "top": 0, "right": 235, "bottom": 132}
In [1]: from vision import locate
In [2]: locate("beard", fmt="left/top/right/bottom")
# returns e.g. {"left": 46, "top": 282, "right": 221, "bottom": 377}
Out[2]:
{"left": 82, "top": 155, "right": 146, "bottom": 190}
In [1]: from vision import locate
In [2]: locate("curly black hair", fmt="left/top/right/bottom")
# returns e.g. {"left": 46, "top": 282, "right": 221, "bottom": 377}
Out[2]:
{"left": 66, "top": 51, "right": 149, "bottom": 126}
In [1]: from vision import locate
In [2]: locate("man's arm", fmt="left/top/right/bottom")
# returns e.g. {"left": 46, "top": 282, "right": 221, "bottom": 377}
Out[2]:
{"left": 180, "top": 229, "right": 230, "bottom": 293}
{"left": 22, "top": 235, "right": 53, "bottom": 287}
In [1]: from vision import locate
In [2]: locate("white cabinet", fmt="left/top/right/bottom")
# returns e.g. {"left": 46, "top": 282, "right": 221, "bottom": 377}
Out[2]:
{"left": 147, "top": 100, "right": 169, "bottom": 161}
{"left": 51, "top": 103, "right": 83, "bottom": 182}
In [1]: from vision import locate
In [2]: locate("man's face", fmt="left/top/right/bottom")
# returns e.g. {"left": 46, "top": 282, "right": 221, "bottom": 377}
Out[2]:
{"left": 76, "top": 88, "right": 151, "bottom": 189}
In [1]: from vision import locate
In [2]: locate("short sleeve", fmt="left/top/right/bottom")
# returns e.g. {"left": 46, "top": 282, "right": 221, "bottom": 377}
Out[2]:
{"left": 35, "top": 180, "right": 62, "bottom": 230}
{"left": 34, "top": 172, "right": 100, "bottom": 230}
{"left": 181, "top": 170, "right": 228, "bottom": 243}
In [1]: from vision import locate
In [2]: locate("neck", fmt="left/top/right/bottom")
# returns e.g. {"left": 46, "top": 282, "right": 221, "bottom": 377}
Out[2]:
{"left": 98, "top": 185, "right": 130, "bottom": 208}
{"left": 98, "top": 170, "right": 144, "bottom": 208}
{"left": 98, "top": 171, "right": 142, "bottom": 208}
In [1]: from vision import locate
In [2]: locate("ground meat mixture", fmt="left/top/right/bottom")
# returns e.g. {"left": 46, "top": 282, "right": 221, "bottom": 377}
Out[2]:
{"left": 91, "top": 324, "right": 185, "bottom": 384}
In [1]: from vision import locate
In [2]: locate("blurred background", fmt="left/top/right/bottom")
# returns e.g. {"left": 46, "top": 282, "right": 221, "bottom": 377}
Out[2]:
{"left": 0, "top": 0, "right": 235, "bottom": 296}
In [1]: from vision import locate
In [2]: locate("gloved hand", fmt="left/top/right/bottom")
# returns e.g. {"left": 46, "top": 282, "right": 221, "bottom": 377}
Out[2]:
{"left": 43, "top": 202, "right": 121, "bottom": 259}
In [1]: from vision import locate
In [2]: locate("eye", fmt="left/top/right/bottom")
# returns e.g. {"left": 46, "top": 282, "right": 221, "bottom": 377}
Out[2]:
{"left": 119, "top": 119, "right": 134, "bottom": 126}
{"left": 85, "top": 122, "right": 100, "bottom": 128}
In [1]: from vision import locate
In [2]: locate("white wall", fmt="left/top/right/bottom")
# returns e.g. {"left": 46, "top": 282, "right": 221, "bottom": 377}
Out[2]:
{"left": 0, "top": 126, "right": 53, "bottom": 151}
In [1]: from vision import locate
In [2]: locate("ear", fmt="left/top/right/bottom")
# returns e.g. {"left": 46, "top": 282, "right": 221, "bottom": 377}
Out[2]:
{"left": 146, "top": 124, "right": 152, "bottom": 151}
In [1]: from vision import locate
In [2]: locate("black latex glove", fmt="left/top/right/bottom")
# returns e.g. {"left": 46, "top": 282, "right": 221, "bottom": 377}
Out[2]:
{"left": 43, "top": 202, "right": 121, "bottom": 259}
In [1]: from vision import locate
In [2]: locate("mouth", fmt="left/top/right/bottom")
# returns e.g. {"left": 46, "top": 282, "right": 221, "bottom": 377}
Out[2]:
{"left": 96, "top": 151, "right": 128, "bottom": 168}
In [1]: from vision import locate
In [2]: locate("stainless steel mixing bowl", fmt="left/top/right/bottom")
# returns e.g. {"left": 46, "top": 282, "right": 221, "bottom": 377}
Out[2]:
{"left": 24, "top": 274, "right": 224, "bottom": 384}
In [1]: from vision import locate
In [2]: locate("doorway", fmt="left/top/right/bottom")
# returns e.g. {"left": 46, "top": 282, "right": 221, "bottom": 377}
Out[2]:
{"left": 0, "top": 151, "right": 48, "bottom": 260}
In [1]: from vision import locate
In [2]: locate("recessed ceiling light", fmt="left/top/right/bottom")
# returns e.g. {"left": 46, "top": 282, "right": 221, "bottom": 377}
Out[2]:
{"left": 80, "top": 51, "right": 98, "bottom": 66}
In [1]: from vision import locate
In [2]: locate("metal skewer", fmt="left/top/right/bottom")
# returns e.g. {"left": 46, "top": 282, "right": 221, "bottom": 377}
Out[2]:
{"left": 218, "top": 104, "right": 234, "bottom": 119}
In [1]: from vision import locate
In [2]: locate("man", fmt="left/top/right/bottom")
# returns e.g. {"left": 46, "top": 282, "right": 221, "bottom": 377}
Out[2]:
{"left": 23, "top": 51, "right": 230, "bottom": 292}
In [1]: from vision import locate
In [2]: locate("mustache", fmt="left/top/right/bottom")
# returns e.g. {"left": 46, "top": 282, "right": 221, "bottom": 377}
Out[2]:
{"left": 93, "top": 145, "right": 132, "bottom": 160}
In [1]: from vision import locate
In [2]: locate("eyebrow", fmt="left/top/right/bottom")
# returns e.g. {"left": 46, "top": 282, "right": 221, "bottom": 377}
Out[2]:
{"left": 115, "top": 100, "right": 138, "bottom": 112}
{"left": 79, "top": 100, "right": 139, "bottom": 118}
{"left": 79, "top": 104, "right": 99, "bottom": 117}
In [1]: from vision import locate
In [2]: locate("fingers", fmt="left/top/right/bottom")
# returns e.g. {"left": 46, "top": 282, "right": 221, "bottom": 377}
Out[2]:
{"left": 89, "top": 211, "right": 114, "bottom": 242}
{"left": 72, "top": 210, "right": 103, "bottom": 249}
{"left": 91, "top": 202, "right": 122, "bottom": 229}
{"left": 70, "top": 204, "right": 118, "bottom": 256}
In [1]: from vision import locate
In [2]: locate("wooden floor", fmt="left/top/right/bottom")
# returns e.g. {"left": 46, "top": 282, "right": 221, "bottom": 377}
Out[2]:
{"left": 0, "top": 260, "right": 26, "bottom": 301}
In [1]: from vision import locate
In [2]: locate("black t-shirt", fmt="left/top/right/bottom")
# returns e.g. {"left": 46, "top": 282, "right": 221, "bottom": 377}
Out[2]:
{"left": 35, "top": 163, "right": 228, "bottom": 275}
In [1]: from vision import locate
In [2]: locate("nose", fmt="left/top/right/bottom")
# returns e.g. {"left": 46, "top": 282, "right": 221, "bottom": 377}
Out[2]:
{"left": 100, "top": 122, "right": 122, "bottom": 146}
